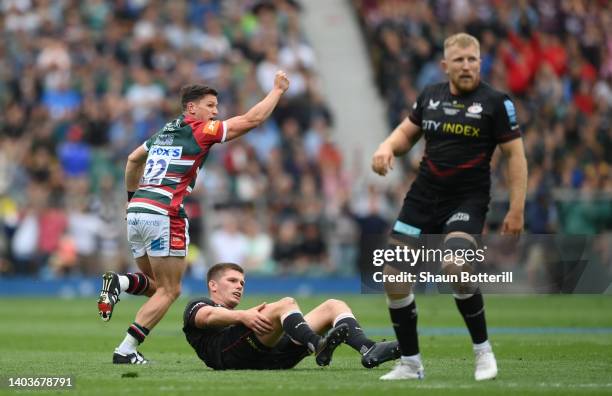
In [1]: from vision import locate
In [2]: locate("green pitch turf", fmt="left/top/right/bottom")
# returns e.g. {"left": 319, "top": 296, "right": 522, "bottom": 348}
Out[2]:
{"left": 1, "top": 295, "right": 611, "bottom": 395}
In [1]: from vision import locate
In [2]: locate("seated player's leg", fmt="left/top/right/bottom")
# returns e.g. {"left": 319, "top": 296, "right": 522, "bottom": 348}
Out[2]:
{"left": 299, "top": 298, "right": 400, "bottom": 367}
{"left": 442, "top": 207, "right": 497, "bottom": 380}
{"left": 256, "top": 297, "right": 349, "bottom": 366}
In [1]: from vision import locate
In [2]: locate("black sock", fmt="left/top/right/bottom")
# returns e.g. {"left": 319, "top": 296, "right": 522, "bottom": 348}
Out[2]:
{"left": 282, "top": 312, "right": 321, "bottom": 352}
{"left": 336, "top": 316, "right": 375, "bottom": 354}
{"left": 455, "top": 290, "right": 488, "bottom": 344}
{"left": 388, "top": 298, "right": 419, "bottom": 356}
{"left": 127, "top": 322, "right": 150, "bottom": 344}
{"left": 126, "top": 272, "right": 149, "bottom": 295}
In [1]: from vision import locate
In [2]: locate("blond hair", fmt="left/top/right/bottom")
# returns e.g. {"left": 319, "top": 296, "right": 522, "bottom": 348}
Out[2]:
{"left": 444, "top": 33, "right": 480, "bottom": 57}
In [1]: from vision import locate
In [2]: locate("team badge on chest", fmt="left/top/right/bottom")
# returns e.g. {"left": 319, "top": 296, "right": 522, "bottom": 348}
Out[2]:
{"left": 466, "top": 103, "right": 483, "bottom": 119}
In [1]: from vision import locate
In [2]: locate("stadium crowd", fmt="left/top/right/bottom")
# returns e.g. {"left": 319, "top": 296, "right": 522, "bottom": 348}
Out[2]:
{"left": 354, "top": 0, "right": 612, "bottom": 234}
{"left": 0, "top": 0, "right": 610, "bottom": 280}
{"left": 0, "top": 0, "right": 355, "bottom": 277}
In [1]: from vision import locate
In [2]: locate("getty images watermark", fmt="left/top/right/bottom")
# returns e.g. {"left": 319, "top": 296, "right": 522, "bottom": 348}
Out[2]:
{"left": 358, "top": 234, "right": 611, "bottom": 294}
{"left": 371, "top": 244, "right": 512, "bottom": 284}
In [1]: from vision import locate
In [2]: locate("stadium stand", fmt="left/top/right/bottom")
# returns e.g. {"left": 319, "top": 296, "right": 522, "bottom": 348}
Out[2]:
{"left": 0, "top": 0, "right": 610, "bottom": 284}
{"left": 353, "top": 0, "right": 611, "bottom": 232}
{"left": 0, "top": 0, "right": 348, "bottom": 277}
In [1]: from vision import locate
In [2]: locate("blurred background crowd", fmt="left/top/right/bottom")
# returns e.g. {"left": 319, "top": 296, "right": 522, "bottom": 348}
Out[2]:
{"left": 355, "top": 0, "right": 612, "bottom": 230}
{"left": 0, "top": 0, "right": 610, "bottom": 280}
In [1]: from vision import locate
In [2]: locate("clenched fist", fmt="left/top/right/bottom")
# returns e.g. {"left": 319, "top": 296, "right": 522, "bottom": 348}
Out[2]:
{"left": 274, "top": 70, "right": 290, "bottom": 93}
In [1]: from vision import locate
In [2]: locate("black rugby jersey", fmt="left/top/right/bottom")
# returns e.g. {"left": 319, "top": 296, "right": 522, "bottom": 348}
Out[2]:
{"left": 408, "top": 81, "right": 521, "bottom": 195}
{"left": 182, "top": 297, "right": 229, "bottom": 368}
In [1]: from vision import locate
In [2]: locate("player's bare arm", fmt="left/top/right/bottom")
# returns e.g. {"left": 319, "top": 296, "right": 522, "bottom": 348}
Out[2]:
{"left": 194, "top": 303, "right": 273, "bottom": 335}
{"left": 499, "top": 138, "right": 528, "bottom": 235}
{"left": 125, "top": 144, "right": 148, "bottom": 193}
{"left": 372, "top": 117, "right": 423, "bottom": 176}
{"left": 225, "top": 70, "right": 290, "bottom": 141}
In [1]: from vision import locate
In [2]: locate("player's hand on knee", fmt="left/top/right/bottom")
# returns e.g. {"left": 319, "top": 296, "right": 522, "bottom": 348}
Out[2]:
{"left": 241, "top": 306, "right": 274, "bottom": 335}
{"left": 372, "top": 144, "right": 394, "bottom": 176}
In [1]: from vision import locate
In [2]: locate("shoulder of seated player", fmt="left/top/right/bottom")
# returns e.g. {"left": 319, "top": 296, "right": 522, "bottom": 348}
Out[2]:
{"left": 185, "top": 298, "right": 214, "bottom": 325}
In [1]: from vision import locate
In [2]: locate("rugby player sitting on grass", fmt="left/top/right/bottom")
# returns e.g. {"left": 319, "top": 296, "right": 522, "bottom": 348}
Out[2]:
{"left": 183, "top": 263, "right": 401, "bottom": 370}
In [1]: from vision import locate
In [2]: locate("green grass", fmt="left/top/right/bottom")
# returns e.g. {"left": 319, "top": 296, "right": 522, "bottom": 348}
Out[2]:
{"left": 1, "top": 295, "right": 612, "bottom": 395}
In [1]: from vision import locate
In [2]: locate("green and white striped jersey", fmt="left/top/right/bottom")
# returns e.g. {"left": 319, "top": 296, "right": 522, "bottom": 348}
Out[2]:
{"left": 127, "top": 115, "right": 226, "bottom": 218}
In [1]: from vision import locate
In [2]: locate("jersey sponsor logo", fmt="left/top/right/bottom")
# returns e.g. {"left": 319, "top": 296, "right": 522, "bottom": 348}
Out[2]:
{"left": 446, "top": 212, "right": 470, "bottom": 225}
{"left": 441, "top": 122, "right": 480, "bottom": 137}
{"left": 205, "top": 120, "right": 219, "bottom": 135}
{"left": 149, "top": 146, "right": 183, "bottom": 158}
{"left": 127, "top": 218, "right": 161, "bottom": 226}
{"left": 503, "top": 99, "right": 517, "bottom": 124}
{"left": 422, "top": 120, "right": 480, "bottom": 137}
{"left": 422, "top": 120, "right": 441, "bottom": 131}
{"left": 427, "top": 99, "right": 440, "bottom": 110}
{"left": 451, "top": 100, "right": 465, "bottom": 109}
{"left": 443, "top": 107, "right": 461, "bottom": 116}
{"left": 154, "top": 134, "right": 174, "bottom": 145}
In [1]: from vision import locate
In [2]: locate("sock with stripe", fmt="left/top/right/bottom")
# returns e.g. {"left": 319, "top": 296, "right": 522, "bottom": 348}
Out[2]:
{"left": 333, "top": 313, "right": 375, "bottom": 354}
{"left": 454, "top": 290, "right": 488, "bottom": 344}
{"left": 281, "top": 311, "right": 322, "bottom": 353}
{"left": 119, "top": 273, "right": 150, "bottom": 295}
{"left": 388, "top": 294, "right": 419, "bottom": 357}
{"left": 117, "top": 322, "right": 150, "bottom": 355}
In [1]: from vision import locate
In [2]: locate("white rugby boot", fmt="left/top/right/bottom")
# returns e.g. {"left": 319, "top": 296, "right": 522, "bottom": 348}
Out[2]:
{"left": 379, "top": 356, "right": 424, "bottom": 380}
{"left": 474, "top": 349, "right": 498, "bottom": 381}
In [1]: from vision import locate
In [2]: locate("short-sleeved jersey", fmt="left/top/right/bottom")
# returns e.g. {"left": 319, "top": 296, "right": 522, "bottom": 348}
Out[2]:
{"left": 408, "top": 82, "right": 521, "bottom": 195}
{"left": 127, "top": 115, "right": 227, "bottom": 218}
{"left": 182, "top": 296, "right": 230, "bottom": 369}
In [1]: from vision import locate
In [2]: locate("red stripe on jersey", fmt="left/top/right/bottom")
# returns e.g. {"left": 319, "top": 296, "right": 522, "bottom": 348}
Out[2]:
{"left": 426, "top": 152, "right": 487, "bottom": 178}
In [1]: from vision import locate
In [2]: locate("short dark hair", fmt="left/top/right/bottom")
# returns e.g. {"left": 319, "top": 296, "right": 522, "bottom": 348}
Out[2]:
{"left": 180, "top": 84, "right": 218, "bottom": 110}
{"left": 206, "top": 263, "right": 244, "bottom": 287}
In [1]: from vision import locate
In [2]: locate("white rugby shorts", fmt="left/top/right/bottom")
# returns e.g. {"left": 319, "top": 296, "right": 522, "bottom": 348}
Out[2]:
{"left": 126, "top": 212, "right": 189, "bottom": 257}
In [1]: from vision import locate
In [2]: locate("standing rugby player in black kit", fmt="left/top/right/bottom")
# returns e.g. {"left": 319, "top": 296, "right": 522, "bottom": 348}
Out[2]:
{"left": 371, "top": 33, "right": 527, "bottom": 381}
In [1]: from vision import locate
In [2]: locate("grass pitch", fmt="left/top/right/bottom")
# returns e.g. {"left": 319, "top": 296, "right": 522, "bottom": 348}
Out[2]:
{"left": 1, "top": 295, "right": 611, "bottom": 395}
